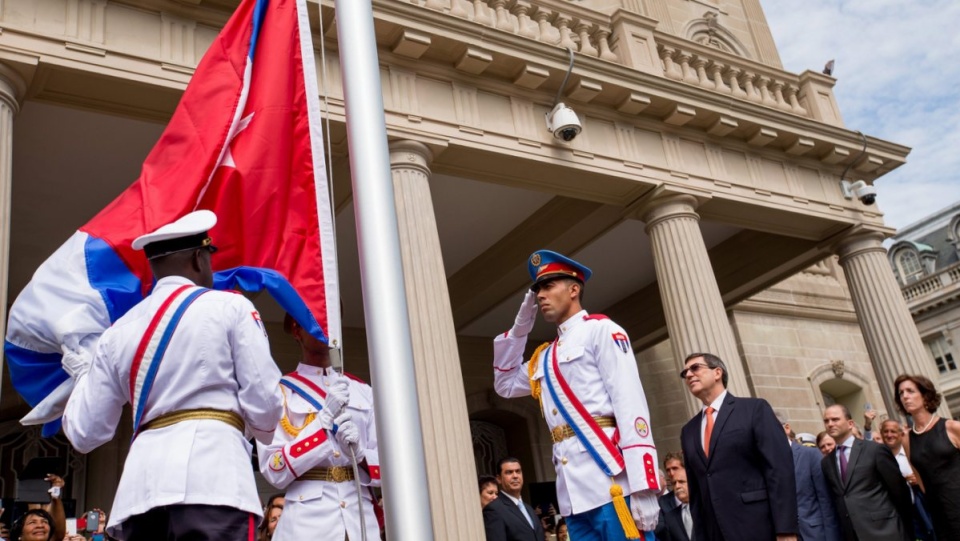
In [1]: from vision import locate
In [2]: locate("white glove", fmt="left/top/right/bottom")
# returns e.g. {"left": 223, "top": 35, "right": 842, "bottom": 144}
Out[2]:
{"left": 334, "top": 412, "right": 363, "bottom": 460}
{"left": 324, "top": 378, "right": 350, "bottom": 418}
{"left": 631, "top": 491, "right": 660, "bottom": 532}
{"left": 510, "top": 290, "right": 538, "bottom": 338}
{"left": 61, "top": 344, "right": 92, "bottom": 379}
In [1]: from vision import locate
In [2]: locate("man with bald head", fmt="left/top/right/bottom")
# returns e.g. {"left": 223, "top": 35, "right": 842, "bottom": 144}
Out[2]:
{"left": 820, "top": 405, "right": 913, "bottom": 541}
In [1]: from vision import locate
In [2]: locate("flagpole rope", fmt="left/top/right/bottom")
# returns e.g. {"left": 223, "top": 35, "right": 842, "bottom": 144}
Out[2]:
{"left": 317, "top": 3, "right": 345, "bottom": 369}
{"left": 317, "top": 6, "right": 365, "bottom": 541}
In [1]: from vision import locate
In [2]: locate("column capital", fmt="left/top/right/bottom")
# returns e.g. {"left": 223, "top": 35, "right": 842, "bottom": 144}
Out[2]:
{"left": 835, "top": 231, "right": 887, "bottom": 263}
{"left": 0, "top": 64, "right": 27, "bottom": 113}
{"left": 389, "top": 139, "right": 433, "bottom": 174}
{"left": 639, "top": 193, "right": 701, "bottom": 230}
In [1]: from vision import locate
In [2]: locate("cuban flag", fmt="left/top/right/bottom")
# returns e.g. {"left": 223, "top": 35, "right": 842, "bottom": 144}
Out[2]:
{"left": 4, "top": 0, "right": 339, "bottom": 435}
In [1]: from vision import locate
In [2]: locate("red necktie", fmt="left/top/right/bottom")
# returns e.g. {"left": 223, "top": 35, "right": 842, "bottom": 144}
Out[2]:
{"left": 703, "top": 407, "right": 715, "bottom": 456}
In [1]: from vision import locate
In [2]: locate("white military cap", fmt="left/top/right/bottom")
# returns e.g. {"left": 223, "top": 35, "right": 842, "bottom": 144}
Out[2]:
{"left": 796, "top": 432, "right": 817, "bottom": 447}
{"left": 132, "top": 210, "right": 218, "bottom": 260}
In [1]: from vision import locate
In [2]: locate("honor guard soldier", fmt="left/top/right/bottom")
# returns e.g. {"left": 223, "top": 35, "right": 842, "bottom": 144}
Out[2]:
{"left": 258, "top": 314, "right": 381, "bottom": 541}
{"left": 62, "top": 210, "right": 284, "bottom": 540}
{"left": 493, "top": 250, "right": 661, "bottom": 541}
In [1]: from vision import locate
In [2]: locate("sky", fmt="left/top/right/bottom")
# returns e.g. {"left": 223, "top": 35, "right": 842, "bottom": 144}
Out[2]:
{"left": 761, "top": 0, "right": 960, "bottom": 230}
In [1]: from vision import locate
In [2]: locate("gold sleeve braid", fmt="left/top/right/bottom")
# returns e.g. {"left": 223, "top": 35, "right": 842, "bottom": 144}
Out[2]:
{"left": 279, "top": 388, "right": 316, "bottom": 438}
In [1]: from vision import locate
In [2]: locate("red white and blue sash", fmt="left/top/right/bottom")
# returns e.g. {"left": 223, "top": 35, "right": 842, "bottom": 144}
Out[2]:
{"left": 279, "top": 372, "right": 328, "bottom": 411}
{"left": 280, "top": 372, "right": 342, "bottom": 433}
{"left": 130, "top": 284, "right": 210, "bottom": 434}
{"left": 542, "top": 339, "right": 625, "bottom": 476}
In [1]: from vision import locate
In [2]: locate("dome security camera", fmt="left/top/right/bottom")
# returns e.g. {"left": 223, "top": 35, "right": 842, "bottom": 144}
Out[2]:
{"left": 841, "top": 180, "right": 877, "bottom": 206}
{"left": 545, "top": 102, "right": 582, "bottom": 142}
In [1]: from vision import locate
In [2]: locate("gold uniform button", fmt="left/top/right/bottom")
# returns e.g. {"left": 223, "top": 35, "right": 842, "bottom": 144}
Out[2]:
{"left": 313, "top": 437, "right": 320, "bottom": 443}
{"left": 334, "top": 451, "right": 341, "bottom": 458}
{"left": 299, "top": 495, "right": 304, "bottom": 501}
{"left": 561, "top": 457, "right": 568, "bottom": 465}
{"left": 552, "top": 408, "right": 558, "bottom": 416}
{"left": 340, "top": 501, "right": 347, "bottom": 508}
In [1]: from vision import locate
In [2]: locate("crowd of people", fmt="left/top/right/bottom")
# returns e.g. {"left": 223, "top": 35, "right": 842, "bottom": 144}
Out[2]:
{"left": 14, "top": 214, "right": 958, "bottom": 541}
{"left": 483, "top": 250, "right": 960, "bottom": 541}
{"left": 480, "top": 371, "right": 960, "bottom": 541}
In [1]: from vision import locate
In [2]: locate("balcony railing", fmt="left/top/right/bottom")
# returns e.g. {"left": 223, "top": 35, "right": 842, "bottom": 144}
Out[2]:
{"left": 902, "top": 262, "right": 960, "bottom": 305}
{"left": 415, "top": 0, "right": 823, "bottom": 120}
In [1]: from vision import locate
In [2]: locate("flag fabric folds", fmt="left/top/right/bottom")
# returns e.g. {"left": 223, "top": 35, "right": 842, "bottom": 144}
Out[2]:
{"left": 4, "top": 0, "right": 339, "bottom": 435}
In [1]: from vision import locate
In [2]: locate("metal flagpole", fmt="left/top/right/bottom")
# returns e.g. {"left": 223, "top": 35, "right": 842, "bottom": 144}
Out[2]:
{"left": 333, "top": 1, "right": 436, "bottom": 540}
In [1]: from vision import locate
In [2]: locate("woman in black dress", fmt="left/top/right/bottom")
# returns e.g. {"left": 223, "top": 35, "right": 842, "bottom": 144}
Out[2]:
{"left": 897, "top": 373, "right": 960, "bottom": 539}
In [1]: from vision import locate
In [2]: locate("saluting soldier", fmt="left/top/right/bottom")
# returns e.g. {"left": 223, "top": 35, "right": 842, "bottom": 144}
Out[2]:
{"left": 493, "top": 250, "right": 661, "bottom": 541}
{"left": 258, "top": 314, "right": 381, "bottom": 541}
{"left": 63, "top": 210, "right": 284, "bottom": 540}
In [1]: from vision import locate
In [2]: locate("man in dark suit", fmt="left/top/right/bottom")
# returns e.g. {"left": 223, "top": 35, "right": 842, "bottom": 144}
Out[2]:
{"left": 483, "top": 457, "right": 545, "bottom": 541}
{"left": 820, "top": 405, "right": 913, "bottom": 541}
{"left": 679, "top": 353, "right": 798, "bottom": 541}
{"left": 657, "top": 468, "right": 694, "bottom": 541}
{"left": 776, "top": 410, "right": 842, "bottom": 541}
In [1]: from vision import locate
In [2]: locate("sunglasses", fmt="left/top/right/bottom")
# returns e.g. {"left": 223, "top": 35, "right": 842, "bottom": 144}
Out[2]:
{"left": 679, "top": 362, "right": 713, "bottom": 379}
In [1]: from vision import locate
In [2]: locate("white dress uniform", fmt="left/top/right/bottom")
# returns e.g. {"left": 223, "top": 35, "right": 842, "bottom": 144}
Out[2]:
{"left": 493, "top": 309, "right": 660, "bottom": 517}
{"left": 258, "top": 364, "right": 381, "bottom": 541}
{"left": 63, "top": 275, "right": 283, "bottom": 539}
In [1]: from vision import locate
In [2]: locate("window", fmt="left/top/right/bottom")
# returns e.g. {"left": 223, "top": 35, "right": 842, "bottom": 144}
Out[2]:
{"left": 926, "top": 336, "right": 957, "bottom": 374}
{"left": 896, "top": 249, "right": 923, "bottom": 282}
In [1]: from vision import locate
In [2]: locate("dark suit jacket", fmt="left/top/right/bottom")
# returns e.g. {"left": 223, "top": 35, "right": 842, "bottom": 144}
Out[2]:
{"left": 483, "top": 494, "right": 546, "bottom": 541}
{"left": 791, "top": 440, "right": 842, "bottom": 541}
{"left": 657, "top": 501, "right": 693, "bottom": 541}
{"left": 821, "top": 439, "right": 914, "bottom": 541}
{"left": 680, "top": 393, "right": 798, "bottom": 541}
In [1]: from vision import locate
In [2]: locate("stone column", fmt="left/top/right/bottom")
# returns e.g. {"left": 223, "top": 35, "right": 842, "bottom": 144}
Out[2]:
{"left": 389, "top": 140, "right": 483, "bottom": 540}
{"left": 836, "top": 232, "right": 950, "bottom": 417}
{"left": 0, "top": 65, "right": 24, "bottom": 401}
{"left": 641, "top": 195, "right": 751, "bottom": 413}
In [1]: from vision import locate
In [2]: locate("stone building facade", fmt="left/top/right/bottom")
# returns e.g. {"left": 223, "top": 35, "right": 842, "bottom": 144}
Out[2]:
{"left": 0, "top": 0, "right": 937, "bottom": 538}
{"left": 889, "top": 201, "right": 960, "bottom": 417}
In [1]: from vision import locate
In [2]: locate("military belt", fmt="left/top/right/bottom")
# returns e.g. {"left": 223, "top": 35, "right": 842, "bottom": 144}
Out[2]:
{"left": 298, "top": 466, "right": 355, "bottom": 483}
{"left": 551, "top": 416, "right": 617, "bottom": 443}
{"left": 140, "top": 408, "right": 245, "bottom": 433}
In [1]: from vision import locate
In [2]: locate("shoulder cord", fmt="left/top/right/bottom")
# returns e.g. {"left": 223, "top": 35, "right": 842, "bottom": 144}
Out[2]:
{"left": 279, "top": 389, "right": 316, "bottom": 438}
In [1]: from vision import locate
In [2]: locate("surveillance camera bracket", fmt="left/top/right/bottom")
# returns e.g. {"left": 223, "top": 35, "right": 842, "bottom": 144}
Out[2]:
{"left": 553, "top": 48, "right": 576, "bottom": 108}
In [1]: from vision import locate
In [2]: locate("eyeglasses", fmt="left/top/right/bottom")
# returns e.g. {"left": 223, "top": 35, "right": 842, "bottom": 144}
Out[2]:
{"left": 679, "top": 363, "right": 711, "bottom": 379}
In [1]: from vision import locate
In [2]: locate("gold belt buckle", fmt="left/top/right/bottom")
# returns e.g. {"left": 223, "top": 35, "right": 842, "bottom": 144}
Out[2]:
{"left": 331, "top": 467, "right": 349, "bottom": 483}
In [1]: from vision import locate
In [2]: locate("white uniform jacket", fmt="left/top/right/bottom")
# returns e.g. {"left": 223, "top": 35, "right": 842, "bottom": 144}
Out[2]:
{"left": 63, "top": 276, "right": 283, "bottom": 538}
{"left": 257, "top": 364, "right": 380, "bottom": 541}
{"left": 493, "top": 310, "right": 659, "bottom": 516}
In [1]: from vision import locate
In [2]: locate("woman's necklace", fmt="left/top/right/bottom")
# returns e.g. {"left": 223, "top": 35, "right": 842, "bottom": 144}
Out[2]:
{"left": 913, "top": 414, "right": 939, "bottom": 435}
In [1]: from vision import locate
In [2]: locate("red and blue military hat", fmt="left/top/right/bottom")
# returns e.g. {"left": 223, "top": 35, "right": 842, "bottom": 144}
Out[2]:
{"left": 528, "top": 250, "right": 592, "bottom": 290}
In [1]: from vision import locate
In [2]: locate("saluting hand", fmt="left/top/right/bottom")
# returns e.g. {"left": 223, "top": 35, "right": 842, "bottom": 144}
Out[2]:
{"left": 510, "top": 290, "right": 538, "bottom": 338}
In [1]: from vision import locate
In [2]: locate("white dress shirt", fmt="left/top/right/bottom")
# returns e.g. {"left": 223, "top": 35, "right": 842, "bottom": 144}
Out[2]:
{"left": 701, "top": 389, "right": 728, "bottom": 444}
{"left": 63, "top": 276, "right": 283, "bottom": 539}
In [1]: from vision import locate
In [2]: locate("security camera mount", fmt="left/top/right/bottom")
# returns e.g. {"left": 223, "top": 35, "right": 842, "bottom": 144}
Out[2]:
{"left": 545, "top": 48, "right": 583, "bottom": 143}
{"left": 839, "top": 131, "right": 877, "bottom": 205}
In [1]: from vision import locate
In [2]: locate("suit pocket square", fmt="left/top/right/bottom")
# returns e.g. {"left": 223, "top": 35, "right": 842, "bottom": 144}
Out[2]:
{"left": 740, "top": 489, "right": 768, "bottom": 503}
